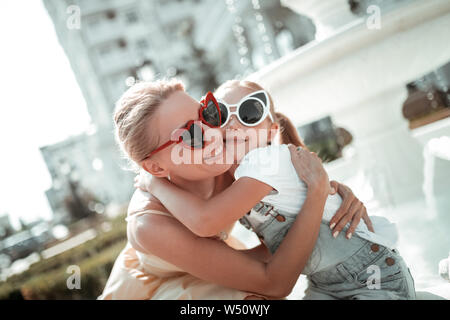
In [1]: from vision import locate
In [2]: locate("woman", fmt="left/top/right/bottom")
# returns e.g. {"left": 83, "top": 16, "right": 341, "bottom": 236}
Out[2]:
{"left": 99, "top": 79, "right": 370, "bottom": 300}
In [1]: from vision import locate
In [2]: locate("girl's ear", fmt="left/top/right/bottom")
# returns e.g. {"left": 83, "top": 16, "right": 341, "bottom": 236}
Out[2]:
{"left": 142, "top": 159, "right": 169, "bottom": 178}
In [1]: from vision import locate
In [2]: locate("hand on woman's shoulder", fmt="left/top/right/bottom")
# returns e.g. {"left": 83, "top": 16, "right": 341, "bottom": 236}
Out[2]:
{"left": 128, "top": 189, "right": 166, "bottom": 217}
{"left": 126, "top": 189, "right": 170, "bottom": 254}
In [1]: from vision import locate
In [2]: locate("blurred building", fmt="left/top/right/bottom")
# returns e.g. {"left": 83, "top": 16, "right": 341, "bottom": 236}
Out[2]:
{"left": 41, "top": 0, "right": 316, "bottom": 221}
{"left": 0, "top": 215, "right": 53, "bottom": 262}
{"left": 40, "top": 130, "right": 125, "bottom": 224}
{"left": 43, "top": 0, "right": 315, "bottom": 112}
{"left": 0, "top": 230, "right": 48, "bottom": 262}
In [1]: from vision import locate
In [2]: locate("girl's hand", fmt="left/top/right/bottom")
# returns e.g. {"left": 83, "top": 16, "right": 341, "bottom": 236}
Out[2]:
{"left": 134, "top": 170, "right": 153, "bottom": 192}
{"left": 288, "top": 144, "right": 331, "bottom": 196}
{"left": 328, "top": 181, "right": 374, "bottom": 239}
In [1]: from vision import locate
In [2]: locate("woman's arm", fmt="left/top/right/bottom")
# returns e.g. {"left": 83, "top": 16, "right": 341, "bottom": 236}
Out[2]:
{"left": 129, "top": 146, "right": 329, "bottom": 298}
{"left": 239, "top": 243, "right": 272, "bottom": 263}
{"left": 144, "top": 176, "right": 273, "bottom": 237}
{"left": 129, "top": 184, "right": 328, "bottom": 298}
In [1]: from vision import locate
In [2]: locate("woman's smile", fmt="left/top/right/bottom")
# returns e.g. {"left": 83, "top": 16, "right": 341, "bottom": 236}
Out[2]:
{"left": 223, "top": 130, "right": 250, "bottom": 145}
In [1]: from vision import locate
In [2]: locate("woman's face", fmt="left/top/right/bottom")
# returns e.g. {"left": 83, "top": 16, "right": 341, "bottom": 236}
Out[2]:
{"left": 145, "top": 90, "right": 231, "bottom": 181}
{"left": 217, "top": 86, "right": 277, "bottom": 163}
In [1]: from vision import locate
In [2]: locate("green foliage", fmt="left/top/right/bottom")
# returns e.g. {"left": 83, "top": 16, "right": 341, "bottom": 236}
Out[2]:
{"left": 20, "top": 240, "right": 126, "bottom": 300}
{"left": 0, "top": 214, "right": 127, "bottom": 300}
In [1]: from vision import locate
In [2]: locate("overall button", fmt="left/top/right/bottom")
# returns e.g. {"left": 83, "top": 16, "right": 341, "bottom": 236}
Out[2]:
{"left": 385, "top": 257, "right": 395, "bottom": 266}
{"left": 275, "top": 214, "right": 286, "bottom": 222}
{"left": 370, "top": 244, "right": 380, "bottom": 252}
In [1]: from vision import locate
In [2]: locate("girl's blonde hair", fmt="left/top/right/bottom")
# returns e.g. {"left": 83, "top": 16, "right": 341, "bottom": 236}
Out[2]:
{"left": 113, "top": 78, "right": 185, "bottom": 169}
{"left": 214, "top": 80, "right": 308, "bottom": 149}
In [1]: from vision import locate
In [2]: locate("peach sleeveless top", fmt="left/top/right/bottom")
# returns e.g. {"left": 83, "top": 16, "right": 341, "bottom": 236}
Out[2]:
{"left": 98, "top": 208, "right": 255, "bottom": 300}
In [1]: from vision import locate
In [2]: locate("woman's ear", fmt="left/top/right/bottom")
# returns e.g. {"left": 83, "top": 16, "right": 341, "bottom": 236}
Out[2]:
{"left": 141, "top": 159, "right": 169, "bottom": 178}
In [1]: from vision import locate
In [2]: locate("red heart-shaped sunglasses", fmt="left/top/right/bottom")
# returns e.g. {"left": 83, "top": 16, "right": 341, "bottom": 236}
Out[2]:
{"left": 141, "top": 92, "right": 222, "bottom": 161}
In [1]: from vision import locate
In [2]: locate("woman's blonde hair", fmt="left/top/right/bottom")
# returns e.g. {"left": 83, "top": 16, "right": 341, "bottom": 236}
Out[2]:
{"left": 214, "top": 80, "right": 308, "bottom": 149}
{"left": 114, "top": 78, "right": 185, "bottom": 170}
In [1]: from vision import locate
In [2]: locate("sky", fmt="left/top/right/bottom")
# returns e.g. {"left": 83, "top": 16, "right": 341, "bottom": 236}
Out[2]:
{"left": 0, "top": 1, "right": 91, "bottom": 227}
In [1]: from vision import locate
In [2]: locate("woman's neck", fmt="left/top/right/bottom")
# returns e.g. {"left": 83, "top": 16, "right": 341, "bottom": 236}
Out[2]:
{"left": 169, "top": 174, "right": 218, "bottom": 200}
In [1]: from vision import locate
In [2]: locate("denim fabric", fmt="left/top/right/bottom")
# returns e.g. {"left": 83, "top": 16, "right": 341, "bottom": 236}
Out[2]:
{"left": 305, "top": 243, "right": 416, "bottom": 300}
{"left": 239, "top": 202, "right": 416, "bottom": 300}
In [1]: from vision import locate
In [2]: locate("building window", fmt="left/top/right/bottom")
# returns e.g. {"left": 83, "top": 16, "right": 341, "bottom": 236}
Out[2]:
{"left": 118, "top": 39, "right": 127, "bottom": 49}
{"left": 105, "top": 10, "right": 116, "bottom": 20}
{"left": 136, "top": 39, "right": 148, "bottom": 51}
{"left": 87, "top": 17, "right": 100, "bottom": 29}
{"left": 98, "top": 44, "right": 113, "bottom": 57}
{"left": 124, "top": 10, "right": 139, "bottom": 24}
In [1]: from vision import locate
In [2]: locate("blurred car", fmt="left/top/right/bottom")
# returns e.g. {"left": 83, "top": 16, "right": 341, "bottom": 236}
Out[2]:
{"left": 0, "top": 231, "right": 42, "bottom": 262}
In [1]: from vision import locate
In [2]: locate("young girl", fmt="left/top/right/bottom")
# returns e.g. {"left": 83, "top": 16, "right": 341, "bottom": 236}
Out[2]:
{"left": 138, "top": 80, "right": 416, "bottom": 300}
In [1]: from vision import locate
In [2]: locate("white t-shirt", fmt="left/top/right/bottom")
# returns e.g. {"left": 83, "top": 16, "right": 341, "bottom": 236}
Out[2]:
{"left": 234, "top": 144, "right": 398, "bottom": 249}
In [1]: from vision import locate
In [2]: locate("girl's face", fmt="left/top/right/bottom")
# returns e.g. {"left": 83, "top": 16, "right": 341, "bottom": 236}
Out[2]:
{"left": 217, "top": 86, "right": 278, "bottom": 163}
{"left": 143, "top": 90, "right": 231, "bottom": 181}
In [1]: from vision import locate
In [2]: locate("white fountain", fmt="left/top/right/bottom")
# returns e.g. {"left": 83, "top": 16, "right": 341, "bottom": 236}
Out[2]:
{"left": 248, "top": 0, "right": 450, "bottom": 299}
{"left": 248, "top": 0, "right": 450, "bottom": 209}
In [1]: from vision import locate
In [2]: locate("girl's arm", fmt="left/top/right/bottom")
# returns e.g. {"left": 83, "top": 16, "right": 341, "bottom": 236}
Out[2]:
{"left": 146, "top": 176, "right": 273, "bottom": 237}
{"left": 129, "top": 146, "right": 329, "bottom": 298}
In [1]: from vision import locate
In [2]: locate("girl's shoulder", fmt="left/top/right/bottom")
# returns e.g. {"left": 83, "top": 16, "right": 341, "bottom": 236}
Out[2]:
{"left": 235, "top": 144, "right": 293, "bottom": 180}
{"left": 127, "top": 189, "right": 170, "bottom": 219}
{"left": 240, "top": 144, "right": 290, "bottom": 164}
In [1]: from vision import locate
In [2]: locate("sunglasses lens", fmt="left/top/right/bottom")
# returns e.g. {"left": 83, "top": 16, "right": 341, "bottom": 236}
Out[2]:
{"left": 182, "top": 124, "right": 204, "bottom": 148}
{"left": 218, "top": 103, "right": 228, "bottom": 126}
{"left": 202, "top": 100, "right": 221, "bottom": 127}
{"left": 239, "top": 99, "right": 265, "bottom": 125}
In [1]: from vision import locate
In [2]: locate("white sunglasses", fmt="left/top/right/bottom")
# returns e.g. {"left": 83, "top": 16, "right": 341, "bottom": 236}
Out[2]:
{"left": 217, "top": 90, "right": 274, "bottom": 127}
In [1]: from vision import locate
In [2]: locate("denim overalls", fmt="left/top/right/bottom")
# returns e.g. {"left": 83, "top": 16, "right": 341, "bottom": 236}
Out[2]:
{"left": 239, "top": 202, "right": 416, "bottom": 300}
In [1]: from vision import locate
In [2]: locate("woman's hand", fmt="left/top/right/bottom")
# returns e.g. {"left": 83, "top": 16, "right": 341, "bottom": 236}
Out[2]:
{"left": 328, "top": 181, "right": 374, "bottom": 239}
{"left": 288, "top": 145, "right": 331, "bottom": 196}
